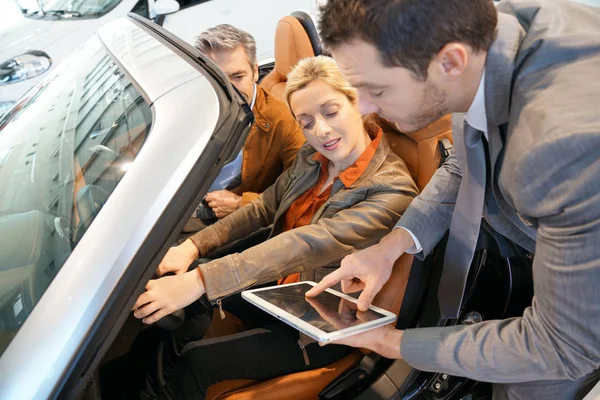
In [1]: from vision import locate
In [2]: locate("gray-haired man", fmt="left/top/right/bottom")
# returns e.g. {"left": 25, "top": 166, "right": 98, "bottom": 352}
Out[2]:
{"left": 188, "top": 24, "right": 304, "bottom": 224}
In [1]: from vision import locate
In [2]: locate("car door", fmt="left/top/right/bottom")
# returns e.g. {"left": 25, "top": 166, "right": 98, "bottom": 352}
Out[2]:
{"left": 0, "top": 14, "right": 252, "bottom": 399}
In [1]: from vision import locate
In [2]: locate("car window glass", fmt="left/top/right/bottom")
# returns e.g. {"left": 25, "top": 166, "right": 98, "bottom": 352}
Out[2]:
{"left": 0, "top": 36, "right": 152, "bottom": 356}
{"left": 176, "top": 0, "right": 211, "bottom": 11}
{"left": 130, "top": 0, "right": 149, "bottom": 18}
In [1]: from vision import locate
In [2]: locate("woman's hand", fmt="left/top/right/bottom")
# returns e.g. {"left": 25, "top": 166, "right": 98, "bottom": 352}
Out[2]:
{"left": 156, "top": 239, "right": 199, "bottom": 276}
{"left": 133, "top": 270, "right": 205, "bottom": 324}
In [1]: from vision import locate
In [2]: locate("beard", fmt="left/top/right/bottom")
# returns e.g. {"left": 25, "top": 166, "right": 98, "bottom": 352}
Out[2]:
{"left": 400, "top": 81, "right": 448, "bottom": 133}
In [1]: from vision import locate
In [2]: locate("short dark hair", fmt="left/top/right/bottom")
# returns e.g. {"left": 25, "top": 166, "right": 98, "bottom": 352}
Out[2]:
{"left": 319, "top": 0, "right": 498, "bottom": 79}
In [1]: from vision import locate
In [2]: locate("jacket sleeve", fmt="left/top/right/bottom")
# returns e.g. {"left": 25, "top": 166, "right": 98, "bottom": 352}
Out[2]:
{"left": 401, "top": 133, "right": 600, "bottom": 382}
{"left": 199, "top": 183, "right": 416, "bottom": 300}
{"left": 189, "top": 164, "right": 293, "bottom": 256}
{"left": 394, "top": 148, "right": 461, "bottom": 259}
{"left": 238, "top": 118, "right": 304, "bottom": 206}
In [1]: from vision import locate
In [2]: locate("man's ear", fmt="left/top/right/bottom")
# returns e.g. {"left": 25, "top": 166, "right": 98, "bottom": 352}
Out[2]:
{"left": 432, "top": 42, "right": 469, "bottom": 80}
{"left": 252, "top": 63, "right": 259, "bottom": 83}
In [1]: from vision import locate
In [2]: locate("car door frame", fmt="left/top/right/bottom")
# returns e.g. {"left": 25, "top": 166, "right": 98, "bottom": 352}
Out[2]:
{"left": 56, "top": 15, "right": 254, "bottom": 399}
{"left": 0, "top": 14, "right": 252, "bottom": 399}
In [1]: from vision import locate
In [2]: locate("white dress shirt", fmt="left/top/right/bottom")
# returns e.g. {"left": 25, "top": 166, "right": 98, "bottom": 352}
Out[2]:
{"left": 398, "top": 70, "right": 488, "bottom": 254}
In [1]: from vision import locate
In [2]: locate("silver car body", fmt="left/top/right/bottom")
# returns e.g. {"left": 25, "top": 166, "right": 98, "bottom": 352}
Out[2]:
{"left": 0, "top": 0, "right": 140, "bottom": 111}
{"left": 0, "top": 16, "right": 244, "bottom": 399}
{"left": 0, "top": 0, "right": 320, "bottom": 113}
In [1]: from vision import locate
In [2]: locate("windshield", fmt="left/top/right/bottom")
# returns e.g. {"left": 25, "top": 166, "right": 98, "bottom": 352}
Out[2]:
{"left": 0, "top": 35, "right": 152, "bottom": 356}
{"left": 17, "top": 0, "right": 122, "bottom": 19}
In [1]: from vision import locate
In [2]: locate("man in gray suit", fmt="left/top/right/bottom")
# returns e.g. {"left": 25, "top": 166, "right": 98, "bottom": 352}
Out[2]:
{"left": 307, "top": 0, "right": 600, "bottom": 398}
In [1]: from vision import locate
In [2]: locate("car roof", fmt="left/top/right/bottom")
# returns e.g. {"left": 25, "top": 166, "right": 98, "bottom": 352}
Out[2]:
{"left": 98, "top": 17, "right": 211, "bottom": 103}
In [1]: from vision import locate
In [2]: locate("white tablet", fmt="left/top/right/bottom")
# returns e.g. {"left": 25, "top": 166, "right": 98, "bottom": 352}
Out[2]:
{"left": 242, "top": 281, "right": 396, "bottom": 343}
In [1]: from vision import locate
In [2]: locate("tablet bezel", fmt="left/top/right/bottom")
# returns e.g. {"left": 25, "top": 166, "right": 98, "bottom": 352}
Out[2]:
{"left": 241, "top": 281, "right": 396, "bottom": 343}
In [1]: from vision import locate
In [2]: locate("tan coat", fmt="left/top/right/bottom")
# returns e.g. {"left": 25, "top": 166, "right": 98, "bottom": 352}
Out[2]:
{"left": 232, "top": 85, "right": 305, "bottom": 204}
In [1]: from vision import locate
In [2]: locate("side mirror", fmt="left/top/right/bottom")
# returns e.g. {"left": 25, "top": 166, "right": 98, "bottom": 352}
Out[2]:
{"left": 150, "top": 0, "right": 180, "bottom": 17}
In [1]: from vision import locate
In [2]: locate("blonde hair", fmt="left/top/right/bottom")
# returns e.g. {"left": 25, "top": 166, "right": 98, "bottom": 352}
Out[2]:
{"left": 285, "top": 56, "right": 357, "bottom": 111}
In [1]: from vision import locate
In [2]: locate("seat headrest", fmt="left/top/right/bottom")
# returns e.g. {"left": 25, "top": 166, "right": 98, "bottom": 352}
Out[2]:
{"left": 290, "top": 11, "right": 322, "bottom": 56}
{"left": 365, "top": 113, "right": 453, "bottom": 191}
{"left": 273, "top": 16, "right": 317, "bottom": 80}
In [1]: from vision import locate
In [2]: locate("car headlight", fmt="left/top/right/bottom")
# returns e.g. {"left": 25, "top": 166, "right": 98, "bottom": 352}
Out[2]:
{"left": 0, "top": 51, "right": 52, "bottom": 85}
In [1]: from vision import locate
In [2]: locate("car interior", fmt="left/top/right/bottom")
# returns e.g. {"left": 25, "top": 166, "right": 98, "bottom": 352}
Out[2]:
{"left": 93, "top": 11, "right": 534, "bottom": 400}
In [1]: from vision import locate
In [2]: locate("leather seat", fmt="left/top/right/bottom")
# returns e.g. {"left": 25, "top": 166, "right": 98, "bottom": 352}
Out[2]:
{"left": 365, "top": 113, "right": 453, "bottom": 192}
{"left": 260, "top": 12, "right": 321, "bottom": 99}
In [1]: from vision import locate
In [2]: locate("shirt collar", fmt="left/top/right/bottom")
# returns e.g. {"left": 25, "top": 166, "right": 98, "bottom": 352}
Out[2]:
{"left": 465, "top": 69, "right": 488, "bottom": 133}
{"left": 312, "top": 124, "right": 382, "bottom": 187}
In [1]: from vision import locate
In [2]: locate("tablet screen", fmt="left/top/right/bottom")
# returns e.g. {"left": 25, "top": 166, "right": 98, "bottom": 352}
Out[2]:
{"left": 252, "top": 283, "right": 387, "bottom": 334}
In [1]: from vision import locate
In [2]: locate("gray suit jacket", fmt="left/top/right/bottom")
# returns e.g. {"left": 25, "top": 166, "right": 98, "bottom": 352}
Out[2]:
{"left": 396, "top": 0, "right": 600, "bottom": 394}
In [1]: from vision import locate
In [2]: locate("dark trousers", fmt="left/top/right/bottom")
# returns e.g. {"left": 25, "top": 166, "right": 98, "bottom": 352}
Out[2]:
{"left": 156, "top": 292, "right": 351, "bottom": 400}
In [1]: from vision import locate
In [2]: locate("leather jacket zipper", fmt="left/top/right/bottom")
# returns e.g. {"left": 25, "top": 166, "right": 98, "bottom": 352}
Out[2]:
{"left": 215, "top": 299, "right": 226, "bottom": 320}
{"left": 297, "top": 340, "right": 310, "bottom": 366}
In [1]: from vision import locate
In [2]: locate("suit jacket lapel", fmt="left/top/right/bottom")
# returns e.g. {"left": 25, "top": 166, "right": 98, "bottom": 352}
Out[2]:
{"left": 485, "top": 13, "right": 526, "bottom": 175}
{"left": 482, "top": 13, "right": 537, "bottom": 245}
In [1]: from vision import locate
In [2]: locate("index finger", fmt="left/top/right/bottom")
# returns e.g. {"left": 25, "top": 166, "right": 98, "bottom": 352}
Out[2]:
{"left": 156, "top": 263, "right": 165, "bottom": 277}
{"left": 305, "top": 269, "right": 344, "bottom": 297}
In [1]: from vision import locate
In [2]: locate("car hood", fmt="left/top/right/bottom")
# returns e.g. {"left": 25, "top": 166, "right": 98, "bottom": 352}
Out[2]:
{"left": 0, "top": 18, "right": 85, "bottom": 61}
{"left": 0, "top": 17, "right": 108, "bottom": 103}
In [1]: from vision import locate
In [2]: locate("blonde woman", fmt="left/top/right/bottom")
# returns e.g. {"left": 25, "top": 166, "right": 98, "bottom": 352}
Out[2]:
{"left": 134, "top": 56, "right": 418, "bottom": 399}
